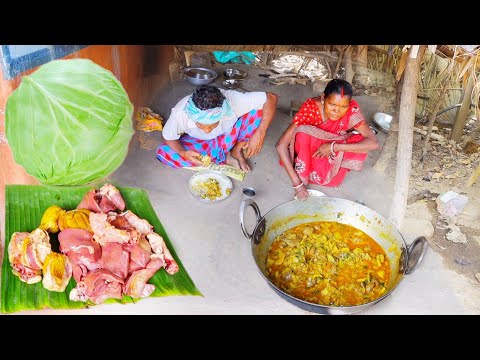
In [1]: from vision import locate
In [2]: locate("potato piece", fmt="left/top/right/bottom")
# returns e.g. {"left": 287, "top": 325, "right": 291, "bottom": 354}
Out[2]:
{"left": 275, "top": 251, "right": 286, "bottom": 265}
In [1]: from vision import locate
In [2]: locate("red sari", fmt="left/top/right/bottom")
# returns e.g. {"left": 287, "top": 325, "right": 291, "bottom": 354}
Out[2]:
{"left": 289, "top": 98, "right": 367, "bottom": 187}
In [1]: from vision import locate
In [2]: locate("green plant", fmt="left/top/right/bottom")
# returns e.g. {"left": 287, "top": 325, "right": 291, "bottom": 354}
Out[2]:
{"left": 6, "top": 58, "right": 134, "bottom": 185}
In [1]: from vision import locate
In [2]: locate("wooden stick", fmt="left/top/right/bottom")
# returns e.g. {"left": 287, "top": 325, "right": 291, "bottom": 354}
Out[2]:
{"left": 413, "top": 127, "right": 447, "bottom": 141}
{"left": 407, "top": 189, "right": 439, "bottom": 205}
{"left": 269, "top": 73, "right": 299, "bottom": 79}
{"left": 324, "top": 58, "right": 332, "bottom": 79}
{"left": 333, "top": 46, "right": 347, "bottom": 78}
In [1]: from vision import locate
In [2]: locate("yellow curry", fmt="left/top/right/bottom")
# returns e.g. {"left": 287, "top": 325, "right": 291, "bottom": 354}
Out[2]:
{"left": 192, "top": 178, "right": 223, "bottom": 200}
{"left": 266, "top": 221, "right": 391, "bottom": 307}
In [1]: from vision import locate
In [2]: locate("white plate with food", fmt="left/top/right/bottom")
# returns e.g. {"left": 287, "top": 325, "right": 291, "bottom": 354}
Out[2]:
{"left": 189, "top": 170, "right": 233, "bottom": 203}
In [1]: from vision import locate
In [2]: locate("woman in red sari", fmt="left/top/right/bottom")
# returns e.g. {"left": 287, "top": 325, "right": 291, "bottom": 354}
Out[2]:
{"left": 276, "top": 79, "right": 379, "bottom": 199}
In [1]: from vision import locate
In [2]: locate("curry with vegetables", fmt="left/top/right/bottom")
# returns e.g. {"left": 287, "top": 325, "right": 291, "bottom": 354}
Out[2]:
{"left": 191, "top": 178, "right": 223, "bottom": 200}
{"left": 266, "top": 221, "right": 391, "bottom": 307}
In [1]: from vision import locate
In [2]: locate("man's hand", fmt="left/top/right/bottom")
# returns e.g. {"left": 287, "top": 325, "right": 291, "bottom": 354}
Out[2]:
{"left": 181, "top": 150, "right": 203, "bottom": 166}
{"left": 243, "top": 130, "right": 266, "bottom": 158}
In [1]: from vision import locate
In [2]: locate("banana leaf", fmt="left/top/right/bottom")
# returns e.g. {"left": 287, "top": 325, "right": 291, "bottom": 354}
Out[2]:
{"left": 1, "top": 184, "right": 202, "bottom": 313}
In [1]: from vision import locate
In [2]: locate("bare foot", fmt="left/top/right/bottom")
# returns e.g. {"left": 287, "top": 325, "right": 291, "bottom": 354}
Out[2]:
{"left": 237, "top": 156, "right": 251, "bottom": 173}
{"left": 226, "top": 152, "right": 251, "bottom": 173}
{"left": 226, "top": 153, "right": 240, "bottom": 169}
{"left": 233, "top": 150, "right": 251, "bottom": 172}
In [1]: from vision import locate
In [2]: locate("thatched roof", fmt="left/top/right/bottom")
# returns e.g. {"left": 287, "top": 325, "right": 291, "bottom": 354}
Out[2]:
{"left": 176, "top": 44, "right": 479, "bottom": 56}
{"left": 176, "top": 45, "right": 335, "bottom": 53}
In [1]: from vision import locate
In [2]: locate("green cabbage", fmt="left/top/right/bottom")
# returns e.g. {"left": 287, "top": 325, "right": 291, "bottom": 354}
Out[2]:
{"left": 6, "top": 58, "right": 134, "bottom": 185}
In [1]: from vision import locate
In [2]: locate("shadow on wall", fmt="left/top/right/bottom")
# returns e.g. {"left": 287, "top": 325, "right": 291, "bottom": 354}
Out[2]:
{"left": 140, "top": 45, "right": 175, "bottom": 107}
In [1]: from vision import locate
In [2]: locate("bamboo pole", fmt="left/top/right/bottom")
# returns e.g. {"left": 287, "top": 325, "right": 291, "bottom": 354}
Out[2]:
{"left": 451, "top": 71, "right": 475, "bottom": 142}
{"left": 333, "top": 46, "right": 347, "bottom": 78}
{"left": 356, "top": 45, "right": 368, "bottom": 69}
{"left": 420, "top": 78, "right": 450, "bottom": 162}
{"left": 396, "top": 51, "right": 409, "bottom": 82}
{"left": 345, "top": 46, "right": 354, "bottom": 83}
{"left": 373, "top": 77, "right": 403, "bottom": 172}
{"left": 389, "top": 45, "right": 427, "bottom": 230}
{"left": 324, "top": 59, "right": 332, "bottom": 79}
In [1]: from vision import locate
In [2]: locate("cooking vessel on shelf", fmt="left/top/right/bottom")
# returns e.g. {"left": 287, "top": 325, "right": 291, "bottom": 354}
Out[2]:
{"left": 239, "top": 188, "right": 428, "bottom": 314}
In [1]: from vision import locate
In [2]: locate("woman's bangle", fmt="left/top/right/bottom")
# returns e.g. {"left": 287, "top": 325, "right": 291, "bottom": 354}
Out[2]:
{"left": 293, "top": 182, "right": 304, "bottom": 189}
{"left": 330, "top": 141, "right": 336, "bottom": 154}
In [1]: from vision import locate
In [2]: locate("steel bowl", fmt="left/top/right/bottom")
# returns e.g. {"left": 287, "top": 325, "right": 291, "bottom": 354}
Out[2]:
{"left": 222, "top": 79, "right": 241, "bottom": 89}
{"left": 373, "top": 112, "right": 393, "bottom": 133}
{"left": 351, "top": 125, "right": 379, "bottom": 135}
{"left": 224, "top": 68, "right": 248, "bottom": 80}
{"left": 184, "top": 67, "right": 218, "bottom": 86}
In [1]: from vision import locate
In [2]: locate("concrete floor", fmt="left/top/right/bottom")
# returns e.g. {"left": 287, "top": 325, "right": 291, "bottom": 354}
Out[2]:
{"left": 19, "top": 63, "right": 474, "bottom": 315}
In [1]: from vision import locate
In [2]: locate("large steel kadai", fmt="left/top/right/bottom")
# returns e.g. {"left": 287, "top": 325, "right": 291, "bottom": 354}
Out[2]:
{"left": 239, "top": 188, "right": 428, "bottom": 314}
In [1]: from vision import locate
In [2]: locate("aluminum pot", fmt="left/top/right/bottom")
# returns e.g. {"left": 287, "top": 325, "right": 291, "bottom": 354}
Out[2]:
{"left": 239, "top": 187, "right": 428, "bottom": 314}
{"left": 184, "top": 67, "right": 218, "bottom": 86}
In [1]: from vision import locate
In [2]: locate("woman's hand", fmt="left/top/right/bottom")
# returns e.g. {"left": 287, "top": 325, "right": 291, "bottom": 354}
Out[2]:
{"left": 295, "top": 184, "right": 309, "bottom": 200}
{"left": 181, "top": 150, "right": 203, "bottom": 166}
{"left": 313, "top": 143, "right": 333, "bottom": 158}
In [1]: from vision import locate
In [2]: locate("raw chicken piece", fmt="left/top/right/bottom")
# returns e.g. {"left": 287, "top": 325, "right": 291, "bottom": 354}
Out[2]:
{"left": 123, "top": 211, "right": 153, "bottom": 234}
{"left": 58, "top": 209, "right": 91, "bottom": 232}
{"left": 58, "top": 228, "right": 98, "bottom": 255}
{"left": 42, "top": 253, "right": 73, "bottom": 292}
{"left": 77, "top": 189, "right": 117, "bottom": 213}
{"left": 99, "top": 242, "right": 129, "bottom": 279}
{"left": 67, "top": 184, "right": 179, "bottom": 303}
{"left": 124, "top": 256, "right": 164, "bottom": 298}
{"left": 90, "top": 212, "right": 140, "bottom": 246}
{"left": 8, "top": 229, "right": 52, "bottom": 284}
{"left": 77, "top": 183, "right": 126, "bottom": 213}
{"left": 8, "top": 232, "right": 30, "bottom": 264}
{"left": 128, "top": 242, "right": 153, "bottom": 273}
{"left": 99, "top": 183, "right": 126, "bottom": 211}
{"left": 108, "top": 211, "right": 135, "bottom": 230}
{"left": 70, "top": 269, "right": 124, "bottom": 304}
{"left": 146, "top": 232, "right": 179, "bottom": 275}
{"left": 58, "top": 228, "right": 102, "bottom": 282}
{"left": 8, "top": 232, "right": 42, "bottom": 284}
{"left": 138, "top": 236, "right": 152, "bottom": 253}
{"left": 39, "top": 205, "right": 66, "bottom": 233}
{"left": 117, "top": 210, "right": 178, "bottom": 275}
{"left": 26, "top": 228, "right": 52, "bottom": 267}
{"left": 90, "top": 212, "right": 139, "bottom": 246}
